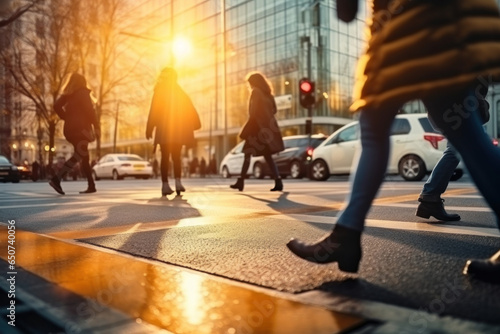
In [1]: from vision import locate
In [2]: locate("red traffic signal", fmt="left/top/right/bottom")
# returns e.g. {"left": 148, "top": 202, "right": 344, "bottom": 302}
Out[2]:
{"left": 300, "top": 80, "right": 313, "bottom": 93}
{"left": 299, "top": 78, "right": 315, "bottom": 109}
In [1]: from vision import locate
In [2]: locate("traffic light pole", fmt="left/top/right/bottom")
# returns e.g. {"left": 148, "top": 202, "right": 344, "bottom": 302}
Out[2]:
{"left": 306, "top": 37, "right": 312, "bottom": 146}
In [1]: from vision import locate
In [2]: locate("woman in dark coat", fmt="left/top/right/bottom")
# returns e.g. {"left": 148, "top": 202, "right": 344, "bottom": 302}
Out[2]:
{"left": 49, "top": 73, "right": 98, "bottom": 195}
{"left": 287, "top": 0, "right": 500, "bottom": 281}
{"left": 230, "top": 72, "right": 284, "bottom": 191}
{"left": 146, "top": 67, "right": 200, "bottom": 196}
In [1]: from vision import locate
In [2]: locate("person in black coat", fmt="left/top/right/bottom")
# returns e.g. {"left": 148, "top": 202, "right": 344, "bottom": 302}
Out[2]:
{"left": 146, "top": 67, "right": 201, "bottom": 196}
{"left": 230, "top": 72, "right": 284, "bottom": 191}
{"left": 49, "top": 73, "right": 99, "bottom": 195}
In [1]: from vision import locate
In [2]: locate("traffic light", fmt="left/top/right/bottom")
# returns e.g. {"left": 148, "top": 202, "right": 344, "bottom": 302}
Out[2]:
{"left": 299, "top": 78, "right": 315, "bottom": 109}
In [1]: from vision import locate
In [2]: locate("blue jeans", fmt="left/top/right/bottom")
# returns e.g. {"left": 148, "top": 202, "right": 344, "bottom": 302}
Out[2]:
{"left": 337, "top": 89, "right": 500, "bottom": 231}
{"left": 420, "top": 142, "right": 460, "bottom": 201}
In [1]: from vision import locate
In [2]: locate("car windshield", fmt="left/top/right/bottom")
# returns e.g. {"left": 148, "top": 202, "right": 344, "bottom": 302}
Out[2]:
{"left": 117, "top": 156, "right": 143, "bottom": 162}
{"left": 0, "top": 156, "right": 10, "bottom": 164}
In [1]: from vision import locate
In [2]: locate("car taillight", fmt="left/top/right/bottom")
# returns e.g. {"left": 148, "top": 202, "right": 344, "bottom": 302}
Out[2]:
{"left": 493, "top": 138, "right": 499, "bottom": 146}
{"left": 306, "top": 147, "right": 314, "bottom": 157}
{"left": 121, "top": 163, "right": 132, "bottom": 167}
{"left": 423, "top": 133, "right": 444, "bottom": 149}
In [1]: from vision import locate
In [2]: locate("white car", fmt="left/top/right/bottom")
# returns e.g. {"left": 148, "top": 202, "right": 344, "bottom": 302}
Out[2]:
{"left": 92, "top": 154, "right": 153, "bottom": 180}
{"left": 310, "top": 113, "right": 464, "bottom": 181}
{"left": 219, "top": 141, "right": 259, "bottom": 178}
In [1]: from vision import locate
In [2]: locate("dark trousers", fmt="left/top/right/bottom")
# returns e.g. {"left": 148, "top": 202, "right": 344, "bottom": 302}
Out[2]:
{"left": 241, "top": 153, "right": 280, "bottom": 179}
{"left": 160, "top": 143, "right": 182, "bottom": 182}
{"left": 54, "top": 141, "right": 94, "bottom": 187}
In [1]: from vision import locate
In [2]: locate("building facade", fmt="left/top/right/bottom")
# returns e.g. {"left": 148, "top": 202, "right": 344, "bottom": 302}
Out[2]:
{"left": 110, "top": 0, "right": 368, "bottom": 166}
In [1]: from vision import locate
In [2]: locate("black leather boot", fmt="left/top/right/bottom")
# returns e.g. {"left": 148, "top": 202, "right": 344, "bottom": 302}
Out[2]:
{"left": 270, "top": 178, "right": 283, "bottom": 192}
{"left": 415, "top": 198, "right": 460, "bottom": 221}
{"left": 49, "top": 177, "right": 65, "bottom": 195}
{"left": 286, "top": 224, "right": 362, "bottom": 273}
{"left": 230, "top": 178, "right": 244, "bottom": 191}
{"left": 464, "top": 250, "right": 500, "bottom": 283}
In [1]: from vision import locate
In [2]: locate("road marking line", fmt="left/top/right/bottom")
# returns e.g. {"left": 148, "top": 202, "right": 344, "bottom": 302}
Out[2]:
{"left": 375, "top": 203, "right": 491, "bottom": 212}
{"left": 272, "top": 214, "right": 500, "bottom": 238}
{"left": 373, "top": 188, "right": 477, "bottom": 204}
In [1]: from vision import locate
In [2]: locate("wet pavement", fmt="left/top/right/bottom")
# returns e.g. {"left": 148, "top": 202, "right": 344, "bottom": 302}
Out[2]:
{"left": 0, "top": 226, "right": 364, "bottom": 333}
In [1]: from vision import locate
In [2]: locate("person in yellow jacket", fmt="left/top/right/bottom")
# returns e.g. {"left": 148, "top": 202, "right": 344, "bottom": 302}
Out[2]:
{"left": 287, "top": 0, "right": 500, "bottom": 282}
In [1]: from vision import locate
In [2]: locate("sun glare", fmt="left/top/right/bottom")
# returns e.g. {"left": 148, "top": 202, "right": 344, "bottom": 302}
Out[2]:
{"left": 172, "top": 36, "right": 192, "bottom": 60}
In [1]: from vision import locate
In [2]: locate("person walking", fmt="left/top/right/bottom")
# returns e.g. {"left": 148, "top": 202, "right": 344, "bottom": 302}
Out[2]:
{"left": 230, "top": 72, "right": 284, "bottom": 192}
{"left": 146, "top": 67, "right": 201, "bottom": 196}
{"left": 416, "top": 84, "right": 491, "bottom": 222}
{"left": 287, "top": 0, "right": 500, "bottom": 281}
{"left": 49, "top": 73, "right": 98, "bottom": 195}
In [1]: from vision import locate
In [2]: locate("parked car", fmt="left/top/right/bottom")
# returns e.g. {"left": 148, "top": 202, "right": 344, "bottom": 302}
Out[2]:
{"left": 219, "top": 134, "right": 327, "bottom": 179}
{"left": 16, "top": 164, "right": 32, "bottom": 180}
{"left": 0, "top": 155, "right": 20, "bottom": 183}
{"left": 92, "top": 154, "right": 153, "bottom": 180}
{"left": 310, "top": 113, "right": 464, "bottom": 182}
{"left": 252, "top": 134, "right": 328, "bottom": 179}
{"left": 219, "top": 141, "right": 259, "bottom": 179}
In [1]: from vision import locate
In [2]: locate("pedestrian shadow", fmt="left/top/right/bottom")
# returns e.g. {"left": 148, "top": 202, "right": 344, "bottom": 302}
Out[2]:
{"left": 318, "top": 278, "right": 420, "bottom": 310}
{"left": 240, "top": 191, "right": 333, "bottom": 215}
{"left": 364, "top": 226, "right": 498, "bottom": 259}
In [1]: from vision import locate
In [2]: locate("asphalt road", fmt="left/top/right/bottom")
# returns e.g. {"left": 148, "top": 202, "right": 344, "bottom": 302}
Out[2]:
{"left": 0, "top": 175, "right": 499, "bottom": 333}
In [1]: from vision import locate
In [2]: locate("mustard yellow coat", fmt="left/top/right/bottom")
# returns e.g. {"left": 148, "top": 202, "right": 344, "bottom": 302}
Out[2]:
{"left": 351, "top": 0, "right": 500, "bottom": 112}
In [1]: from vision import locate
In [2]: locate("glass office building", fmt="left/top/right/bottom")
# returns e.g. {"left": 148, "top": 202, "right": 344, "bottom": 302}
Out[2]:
{"left": 140, "top": 0, "right": 368, "bottom": 163}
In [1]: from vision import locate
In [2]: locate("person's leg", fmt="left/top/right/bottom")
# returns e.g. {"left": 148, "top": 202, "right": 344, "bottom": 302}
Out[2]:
{"left": 230, "top": 153, "right": 251, "bottom": 191}
{"left": 425, "top": 90, "right": 500, "bottom": 280}
{"left": 287, "top": 108, "right": 398, "bottom": 271}
{"left": 416, "top": 142, "right": 460, "bottom": 220}
{"left": 172, "top": 144, "right": 185, "bottom": 194}
{"left": 264, "top": 153, "right": 283, "bottom": 191}
{"left": 159, "top": 144, "right": 173, "bottom": 196}
{"left": 335, "top": 108, "right": 399, "bottom": 231}
{"left": 78, "top": 142, "right": 96, "bottom": 193}
{"left": 49, "top": 142, "right": 80, "bottom": 195}
{"left": 425, "top": 93, "right": 500, "bottom": 223}
{"left": 421, "top": 143, "right": 460, "bottom": 199}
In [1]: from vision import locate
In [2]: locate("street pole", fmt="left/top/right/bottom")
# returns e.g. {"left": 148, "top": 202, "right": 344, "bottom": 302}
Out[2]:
{"left": 113, "top": 103, "right": 119, "bottom": 153}
{"left": 221, "top": 0, "right": 228, "bottom": 156}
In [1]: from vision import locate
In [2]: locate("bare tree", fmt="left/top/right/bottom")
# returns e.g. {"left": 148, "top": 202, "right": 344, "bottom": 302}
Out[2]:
{"left": 73, "top": 0, "right": 161, "bottom": 158}
{"left": 0, "top": 0, "right": 40, "bottom": 28}
{"left": 0, "top": 0, "right": 81, "bottom": 170}
{"left": 1, "top": 0, "right": 167, "bottom": 167}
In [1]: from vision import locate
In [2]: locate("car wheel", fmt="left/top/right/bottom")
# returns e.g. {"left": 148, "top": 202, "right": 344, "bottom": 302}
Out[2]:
{"left": 398, "top": 155, "right": 426, "bottom": 181}
{"left": 253, "top": 162, "right": 265, "bottom": 179}
{"left": 310, "top": 159, "right": 329, "bottom": 181}
{"left": 92, "top": 171, "right": 100, "bottom": 181}
{"left": 221, "top": 166, "right": 230, "bottom": 178}
{"left": 450, "top": 169, "right": 463, "bottom": 181}
{"left": 112, "top": 169, "right": 121, "bottom": 180}
{"left": 289, "top": 161, "right": 302, "bottom": 179}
